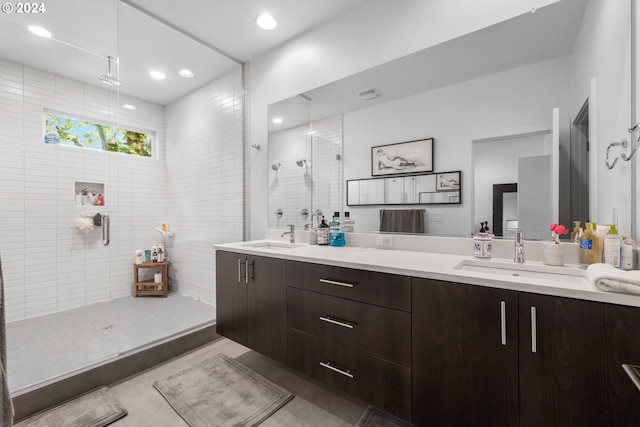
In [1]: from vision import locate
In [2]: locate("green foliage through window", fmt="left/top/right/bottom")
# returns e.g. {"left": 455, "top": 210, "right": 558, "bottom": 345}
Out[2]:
{"left": 45, "top": 113, "right": 153, "bottom": 157}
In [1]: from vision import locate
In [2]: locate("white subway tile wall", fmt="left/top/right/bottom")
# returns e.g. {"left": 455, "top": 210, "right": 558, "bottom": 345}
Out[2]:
{"left": 0, "top": 58, "right": 244, "bottom": 321}
{"left": 165, "top": 66, "right": 244, "bottom": 307}
{"left": 268, "top": 115, "right": 342, "bottom": 229}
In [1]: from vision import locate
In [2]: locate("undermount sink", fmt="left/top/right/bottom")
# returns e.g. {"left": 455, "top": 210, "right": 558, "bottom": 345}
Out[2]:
{"left": 241, "top": 241, "right": 301, "bottom": 249}
{"left": 454, "top": 259, "right": 585, "bottom": 283}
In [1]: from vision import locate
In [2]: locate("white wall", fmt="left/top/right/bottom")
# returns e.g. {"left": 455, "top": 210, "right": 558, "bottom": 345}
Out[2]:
{"left": 571, "top": 0, "right": 633, "bottom": 237}
{"left": 343, "top": 57, "right": 570, "bottom": 236}
{"left": 0, "top": 59, "right": 166, "bottom": 322}
{"left": 248, "top": 0, "right": 560, "bottom": 239}
{"left": 0, "top": 59, "right": 244, "bottom": 322}
{"left": 165, "top": 66, "right": 244, "bottom": 307}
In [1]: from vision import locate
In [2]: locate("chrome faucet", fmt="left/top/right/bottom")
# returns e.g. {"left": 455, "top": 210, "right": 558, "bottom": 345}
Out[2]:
{"left": 514, "top": 229, "right": 525, "bottom": 263}
{"left": 281, "top": 224, "right": 295, "bottom": 243}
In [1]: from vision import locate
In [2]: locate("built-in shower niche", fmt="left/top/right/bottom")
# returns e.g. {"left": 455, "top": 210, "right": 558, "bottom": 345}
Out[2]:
{"left": 74, "top": 181, "right": 105, "bottom": 207}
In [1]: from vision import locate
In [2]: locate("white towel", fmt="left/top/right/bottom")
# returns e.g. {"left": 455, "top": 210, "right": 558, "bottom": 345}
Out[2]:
{"left": 586, "top": 263, "right": 640, "bottom": 296}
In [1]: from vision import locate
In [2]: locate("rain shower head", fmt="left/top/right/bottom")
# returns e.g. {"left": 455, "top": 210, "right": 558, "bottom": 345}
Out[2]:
{"left": 99, "top": 56, "right": 121, "bottom": 86}
{"left": 271, "top": 163, "right": 281, "bottom": 172}
{"left": 296, "top": 159, "right": 307, "bottom": 167}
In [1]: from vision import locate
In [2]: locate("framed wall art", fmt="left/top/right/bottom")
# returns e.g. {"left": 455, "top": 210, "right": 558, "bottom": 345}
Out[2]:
{"left": 371, "top": 138, "right": 433, "bottom": 176}
{"left": 436, "top": 171, "right": 460, "bottom": 191}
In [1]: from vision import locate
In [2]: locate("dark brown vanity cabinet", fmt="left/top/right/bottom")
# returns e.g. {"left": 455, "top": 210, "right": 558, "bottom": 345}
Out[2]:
{"left": 519, "top": 293, "right": 640, "bottom": 427}
{"left": 412, "top": 278, "right": 519, "bottom": 427}
{"left": 412, "top": 277, "right": 640, "bottom": 427}
{"left": 216, "top": 250, "right": 287, "bottom": 364}
{"left": 286, "top": 261, "right": 412, "bottom": 419}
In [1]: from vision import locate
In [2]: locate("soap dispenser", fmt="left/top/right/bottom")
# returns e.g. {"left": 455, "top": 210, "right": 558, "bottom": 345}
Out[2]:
{"left": 473, "top": 221, "right": 492, "bottom": 258}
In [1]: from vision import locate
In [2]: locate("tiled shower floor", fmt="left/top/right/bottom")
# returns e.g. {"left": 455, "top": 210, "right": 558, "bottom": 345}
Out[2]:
{"left": 6, "top": 293, "right": 215, "bottom": 394}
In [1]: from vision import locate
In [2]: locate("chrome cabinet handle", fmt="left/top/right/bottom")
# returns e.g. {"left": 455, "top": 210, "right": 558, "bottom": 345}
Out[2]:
{"left": 319, "top": 278, "right": 354, "bottom": 288}
{"left": 531, "top": 306, "right": 537, "bottom": 353}
{"left": 237, "top": 259, "right": 242, "bottom": 282}
{"left": 622, "top": 364, "right": 640, "bottom": 391}
{"left": 319, "top": 316, "right": 354, "bottom": 329}
{"left": 320, "top": 361, "right": 354, "bottom": 378}
{"left": 245, "top": 259, "right": 249, "bottom": 284}
{"left": 500, "top": 301, "right": 507, "bottom": 346}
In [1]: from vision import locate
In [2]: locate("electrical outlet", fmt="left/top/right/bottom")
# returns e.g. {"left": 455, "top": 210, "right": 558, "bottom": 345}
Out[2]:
{"left": 427, "top": 211, "right": 444, "bottom": 222}
{"left": 376, "top": 235, "right": 393, "bottom": 249}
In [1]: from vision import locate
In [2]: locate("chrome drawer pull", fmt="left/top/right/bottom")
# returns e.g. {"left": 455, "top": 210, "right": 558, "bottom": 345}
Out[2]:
{"left": 622, "top": 364, "right": 640, "bottom": 391}
{"left": 319, "top": 316, "right": 354, "bottom": 329}
{"left": 500, "top": 301, "right": 507, "bottom": 346}
{"left": 531, "top": 306, "right": 537, "bottom": 353}
{"left": 320, "top": 361, "right": 354, "bottom": 378}
{"left": 319, "top": 278, "right": 354, "bottom": 288}
{"left": 237, "top": 259, "right": 245, "bottom": 282}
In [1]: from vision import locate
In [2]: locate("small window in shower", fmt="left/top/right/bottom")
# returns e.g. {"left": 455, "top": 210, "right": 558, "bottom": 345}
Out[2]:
{"left": 44, "top": 111, "right": 153, "bottom": 157}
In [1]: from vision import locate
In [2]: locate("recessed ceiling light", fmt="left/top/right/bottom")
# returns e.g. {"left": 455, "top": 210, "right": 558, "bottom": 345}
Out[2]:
{"left": 256, "top": 13, "right": 277, "bottom": 30}
{"left": 122, "top": 104, "right": 136, "bottom": 110}
{"left": 27, "top": 25, "right": 52, "bottom": 38}
{"left": 272, "top": 117, "right": 283, "bottom": 124}
{"left": 150, "top": 70, "right": 166, "bottom": 80}
{"left": 178, "top": 69, "right": 194, "bottom": 78}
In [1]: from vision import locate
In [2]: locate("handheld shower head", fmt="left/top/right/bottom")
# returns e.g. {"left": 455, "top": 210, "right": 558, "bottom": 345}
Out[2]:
{"left": 296, "top": 159, "right": 307, "bottom": 167}
{"left": 271, "top": 163, "right": 281, "bottom": 172}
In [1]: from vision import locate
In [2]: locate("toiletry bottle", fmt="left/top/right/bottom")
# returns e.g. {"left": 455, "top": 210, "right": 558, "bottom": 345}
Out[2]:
{"left": 157, "top": 243, "right": 165, "bottom": 262}
{"left": 151, "top": 242, "right": 159, "bottom": 262}
{"left": 342, "top": 212, "right": 355, "bottom": 232}
{"left": 570, "top": 221, "right": 581, "bottom": 242}
{"left": 579, "top": 222, "right": 598, "bottom": 265}
{"left": 622, "top": 244, "right": 634, "bottom": 270}
{"left": 473, "top": 222, "right": 492, "bottom": 258}
{"left": 329, "top": 212, "right": 346, "bottom": 247}
{"left": 594, "top": 224, "right": 607, "bottom": 263}
{"left": 317, "top": 217, "right": 330, "bottom": 245}
{"left": 603, "top": 224, "right": 622, "bottom": 268}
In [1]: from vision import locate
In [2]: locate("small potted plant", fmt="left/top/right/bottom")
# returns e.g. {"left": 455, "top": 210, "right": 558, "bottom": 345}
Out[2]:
{"left": 544, "top": 223, "right": 569, "bottom": 266}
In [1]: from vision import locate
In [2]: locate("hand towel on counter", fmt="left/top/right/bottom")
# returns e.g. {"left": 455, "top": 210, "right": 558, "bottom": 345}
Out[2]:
{"left": 379, "top": 209, "right": 425, "bottom": 233}
{"left": 586, "top": 263, "right": 640, "bottom": 296}
{"left": 0, "top": 255, "right": 14, "bottom": 426}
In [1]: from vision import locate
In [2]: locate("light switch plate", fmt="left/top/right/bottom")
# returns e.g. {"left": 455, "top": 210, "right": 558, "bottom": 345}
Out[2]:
{"left": 427, "top": 211, "right": 444, "bottom": 222}
{"left": 376, "top": 235, "right": 393, "bottom": 249}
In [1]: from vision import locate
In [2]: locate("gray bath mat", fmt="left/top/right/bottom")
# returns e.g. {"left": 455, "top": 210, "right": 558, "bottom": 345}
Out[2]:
{"left": 15, "top": 387, "right": 127, "bottom": 427}
{"left": 153, "top": 353, "right": 294, "bottom": 426}
{"left": 356, "top": 406, "right": 415, "bottom": 427}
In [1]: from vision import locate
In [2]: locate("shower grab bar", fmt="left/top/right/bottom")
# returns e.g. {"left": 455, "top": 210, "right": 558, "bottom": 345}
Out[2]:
{"left": 102, "top": 214, "right": 110, "bottom": 246}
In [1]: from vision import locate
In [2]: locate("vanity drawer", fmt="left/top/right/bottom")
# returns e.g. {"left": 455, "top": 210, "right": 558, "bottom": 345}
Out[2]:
{"left": 286, "top": 261, "right": 411, "bottom": 311}
{"left": 287, "top": 287, "right": 411, "bottom": 366}
{"left": 287, "top": 329, "right": 411, "bottom": 420}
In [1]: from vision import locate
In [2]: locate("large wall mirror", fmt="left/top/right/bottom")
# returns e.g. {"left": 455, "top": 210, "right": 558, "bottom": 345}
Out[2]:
{"left": 347, "top": 171, "right": 461, "bottom": 206}
{"left": 268, "top": 0, "right": 636, "bottom": 240}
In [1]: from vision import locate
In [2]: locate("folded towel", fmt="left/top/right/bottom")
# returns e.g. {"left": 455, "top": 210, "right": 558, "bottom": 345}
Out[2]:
{"left": 586, "top": 263, "right": 640, "bottom": 296}
{"left": 379, "top": 209, "right": 425, "bottom": 233}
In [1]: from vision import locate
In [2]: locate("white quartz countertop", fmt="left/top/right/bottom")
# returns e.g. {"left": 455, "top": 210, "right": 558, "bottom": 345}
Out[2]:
{"left": 214, "top": 240, "right": 640, "bottom": 308}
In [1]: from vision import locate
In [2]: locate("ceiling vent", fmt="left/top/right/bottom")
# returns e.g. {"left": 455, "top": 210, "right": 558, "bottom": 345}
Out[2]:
{"left": 357, "top": 88, "right": 381, "bottom": 101}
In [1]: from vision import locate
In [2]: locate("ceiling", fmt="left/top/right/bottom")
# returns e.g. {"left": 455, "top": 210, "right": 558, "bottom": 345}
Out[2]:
{"left": 0, "top": 0, "right": 368, "bottom": 105}
{"left": 269, "top": 0, "right": 589, "bottom": 131}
